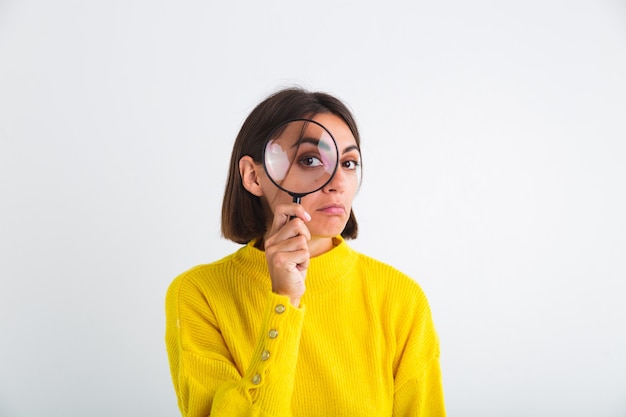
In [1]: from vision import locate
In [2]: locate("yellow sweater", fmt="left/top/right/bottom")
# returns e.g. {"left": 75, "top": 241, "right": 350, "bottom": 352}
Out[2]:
{"left": 165, "top": 237, "right": 445, "bottom": 416}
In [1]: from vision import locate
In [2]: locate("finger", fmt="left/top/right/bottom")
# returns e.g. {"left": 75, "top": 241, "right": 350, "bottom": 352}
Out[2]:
{"left": 265, "top": 232, "right": 309, "bottom": 260}
{"left": 267, "top": 212, "right": 311, "bottom": 245}
{"left": 267, "top": 217, "right": 311, "bottom": 244}
{"left": 269, "top": 203, "right": 311, "bottom": 232}
{"left": 270, "top": 245, "right": 310, "bottom": 271}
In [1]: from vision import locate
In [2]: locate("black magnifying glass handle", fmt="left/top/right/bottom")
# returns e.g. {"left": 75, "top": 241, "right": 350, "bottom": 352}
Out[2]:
{"left": 289, "top": 195, "right": 302, "bottom": 220}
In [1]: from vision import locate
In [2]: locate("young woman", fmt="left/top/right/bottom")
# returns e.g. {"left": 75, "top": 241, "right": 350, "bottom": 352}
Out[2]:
{"left": 165, "top": 87, "right": 446, "bottom": 416}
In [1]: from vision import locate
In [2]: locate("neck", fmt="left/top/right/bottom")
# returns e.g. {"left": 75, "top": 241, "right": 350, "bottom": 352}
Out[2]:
{"left": 308, "top": 236, "right": 335, "bottom": 257}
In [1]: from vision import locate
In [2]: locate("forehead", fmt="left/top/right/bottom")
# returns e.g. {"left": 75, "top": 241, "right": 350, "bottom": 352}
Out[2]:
{"left": 311, "top": 113, "right": 358, "bottom": 150}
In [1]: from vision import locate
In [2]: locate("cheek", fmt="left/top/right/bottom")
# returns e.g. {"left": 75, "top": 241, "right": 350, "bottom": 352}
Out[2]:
{"left": 345, "top": 175, "right": 361, "bottom": 197}
{"left": 260, "top": 182, "right": 294, "bottom": 210}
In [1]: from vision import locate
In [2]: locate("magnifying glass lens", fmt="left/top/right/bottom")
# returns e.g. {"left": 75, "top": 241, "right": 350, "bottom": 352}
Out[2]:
{"left": 264, "top": 119, "right": 339, "bottom": 199}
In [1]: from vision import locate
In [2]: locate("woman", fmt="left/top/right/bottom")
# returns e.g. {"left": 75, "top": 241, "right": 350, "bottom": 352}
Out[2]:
{"left": 165, "top": 87, "right": 446, "bottom": 416}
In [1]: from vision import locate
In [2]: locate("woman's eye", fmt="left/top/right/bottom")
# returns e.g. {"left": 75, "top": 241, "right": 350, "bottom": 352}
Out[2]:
{"left": 300, "top": 155, "right": 323, "bottom": 167}
{"left": 342, "top": 160, "right": 360, "bottom": 170}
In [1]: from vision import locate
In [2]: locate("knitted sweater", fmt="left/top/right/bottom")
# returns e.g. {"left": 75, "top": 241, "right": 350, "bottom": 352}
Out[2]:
{"left": 165, "top": 237, "right": 445, "bottom": 416}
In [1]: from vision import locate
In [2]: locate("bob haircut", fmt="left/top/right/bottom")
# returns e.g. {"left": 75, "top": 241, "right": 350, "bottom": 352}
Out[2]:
{"left": 221, "top": 87, "right": 361, "bottom": 244}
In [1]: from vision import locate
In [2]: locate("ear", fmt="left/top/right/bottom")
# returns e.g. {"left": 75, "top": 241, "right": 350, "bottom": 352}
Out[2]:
{"left": 239, "top": 156, "right": 264, "bottom": 197}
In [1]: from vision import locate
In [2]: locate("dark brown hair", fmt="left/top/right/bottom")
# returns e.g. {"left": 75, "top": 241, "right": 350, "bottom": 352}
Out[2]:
{"left": 221, "top": 87, "right": 361, "bottom": 244}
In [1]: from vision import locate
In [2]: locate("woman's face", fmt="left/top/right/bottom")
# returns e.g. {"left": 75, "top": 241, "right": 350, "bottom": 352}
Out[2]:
{"left": 258, "top": 112, "right": 361, "bottom": 239}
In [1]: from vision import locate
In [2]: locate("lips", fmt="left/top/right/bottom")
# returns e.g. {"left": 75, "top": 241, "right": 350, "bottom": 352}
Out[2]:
{"left": 317, "top": 203, "right": 346, "bottom": 215}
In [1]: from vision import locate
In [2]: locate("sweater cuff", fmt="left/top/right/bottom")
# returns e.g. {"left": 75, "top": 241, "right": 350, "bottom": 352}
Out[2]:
{"left": 242, "top": 292, "right": 306, "bottom": 412}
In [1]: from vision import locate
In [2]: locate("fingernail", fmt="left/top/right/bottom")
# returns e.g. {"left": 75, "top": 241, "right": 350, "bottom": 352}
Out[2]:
{"left": 304, "top": 211, "right": 311, "bottom": 221}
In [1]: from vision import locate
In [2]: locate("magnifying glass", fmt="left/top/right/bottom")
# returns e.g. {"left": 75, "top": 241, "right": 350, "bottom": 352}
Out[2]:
{"left": 263, "top": 118, "right": 339, "bottom": 204}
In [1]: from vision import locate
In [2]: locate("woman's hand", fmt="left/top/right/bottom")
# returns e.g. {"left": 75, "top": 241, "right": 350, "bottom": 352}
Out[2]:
{"left": 264, "top": 203, "right": 311, "bottom": 308}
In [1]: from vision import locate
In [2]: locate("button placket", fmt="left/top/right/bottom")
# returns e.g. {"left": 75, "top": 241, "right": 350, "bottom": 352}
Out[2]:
{"left": 251, "top": 300, "right": 289, "bottom": 389}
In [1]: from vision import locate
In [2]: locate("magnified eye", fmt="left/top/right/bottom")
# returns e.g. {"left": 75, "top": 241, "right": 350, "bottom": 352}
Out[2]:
{"left": 299, "top": 154, "right": 323, "bottom": 167}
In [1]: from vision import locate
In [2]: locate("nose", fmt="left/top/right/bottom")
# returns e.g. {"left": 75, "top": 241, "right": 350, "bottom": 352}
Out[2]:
{"left": 322, "top": 166, "right": 345, "bottom": 194}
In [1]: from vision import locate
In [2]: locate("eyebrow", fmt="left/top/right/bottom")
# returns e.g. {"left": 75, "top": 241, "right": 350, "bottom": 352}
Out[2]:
{"left": 290, "top": 138, "right": 359, "bottom": 155}
{"left": 291, "top": 137, "right": 331, "bottom": 152}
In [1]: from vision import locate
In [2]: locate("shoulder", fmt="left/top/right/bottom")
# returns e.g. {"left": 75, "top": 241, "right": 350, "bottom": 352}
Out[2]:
{"left": 165, "top": 252, "right": 239, "bottom": 307}
{"left": 349, "top": 249, "right": 438, "bottom": 350}
{"left": 342, "top": 247, "right": 434, "bottom": 325}
{"left": 352, "top": 250, "right": 428, "bottom": 301}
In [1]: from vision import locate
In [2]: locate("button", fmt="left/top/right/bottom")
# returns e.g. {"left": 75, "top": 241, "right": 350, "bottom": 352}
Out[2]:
{"left": 268, "top": 329, "right": 278, "bottom": 339}
{"left": 275, "top": 304, "right": 286, "bottom": 314}
{"left": 261, "top": 350, "right": 270, "bottom": 361}
{"left": 252, "top": 374, "right": 261, "bottom": 385}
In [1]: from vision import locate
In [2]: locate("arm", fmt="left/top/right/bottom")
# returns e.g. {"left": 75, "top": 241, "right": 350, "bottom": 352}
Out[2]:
{"left": 393, "top": 356, "right": 446, "bottom": 416}
{"left": 392, "top": 290, "right": 446, "bottom": 416}
{"left": 165, "top": 276, "right": 305, "bottom": 417}
{"left": 166, "top": 201, "right": 312, "bottom": 416}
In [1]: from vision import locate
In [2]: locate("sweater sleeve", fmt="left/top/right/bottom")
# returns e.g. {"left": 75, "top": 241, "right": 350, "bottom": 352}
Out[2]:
{"left": 392, "top": 288, "right": 446, "bottom": 416}
{"left": 393, "top": 356, "right": 446, "bottom": 416}
{"left": 165, "top": 274, "right": 305, "bottom": 417}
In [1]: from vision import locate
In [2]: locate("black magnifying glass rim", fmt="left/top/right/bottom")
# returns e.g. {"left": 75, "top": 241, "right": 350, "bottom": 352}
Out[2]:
{"left": 262, "top": 118, "right": 340, "bottom": 202}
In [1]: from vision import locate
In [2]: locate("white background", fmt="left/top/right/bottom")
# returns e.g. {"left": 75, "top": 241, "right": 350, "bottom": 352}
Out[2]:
{"left": 1, "top": 1, "right": 625, "bottom": 416}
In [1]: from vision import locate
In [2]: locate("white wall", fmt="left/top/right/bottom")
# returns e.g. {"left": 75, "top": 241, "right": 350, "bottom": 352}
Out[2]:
{"left": 1, "top": 1, "right": 625, "bottom": 416}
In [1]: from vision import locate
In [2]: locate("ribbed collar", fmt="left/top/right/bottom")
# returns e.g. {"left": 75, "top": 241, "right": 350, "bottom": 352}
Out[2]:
{"left": 231, "top": 236, "right": 360, "bottom": 293}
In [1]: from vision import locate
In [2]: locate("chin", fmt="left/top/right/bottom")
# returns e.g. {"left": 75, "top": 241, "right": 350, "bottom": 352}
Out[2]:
{"left": 308, "top": 221, "right": 347, "bottom": 239}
